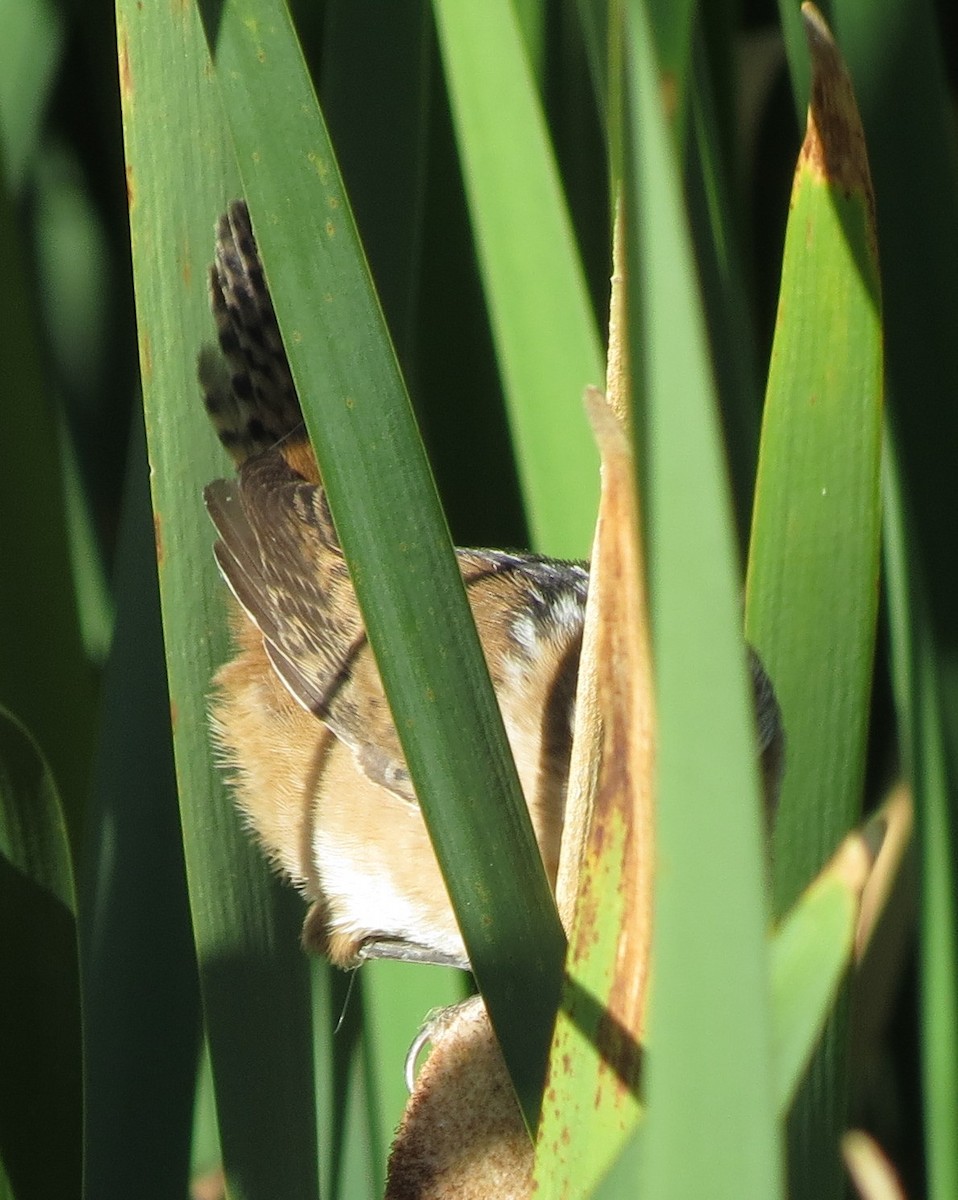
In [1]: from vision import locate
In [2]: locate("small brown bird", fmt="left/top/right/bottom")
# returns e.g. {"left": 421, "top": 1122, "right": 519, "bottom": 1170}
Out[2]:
{"left": 200, "top": 201, "right": 783, "bottom": 973}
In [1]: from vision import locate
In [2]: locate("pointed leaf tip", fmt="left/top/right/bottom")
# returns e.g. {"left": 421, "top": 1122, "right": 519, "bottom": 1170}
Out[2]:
{"left": 800, "top": 3, "right": 874, "bottom": 208}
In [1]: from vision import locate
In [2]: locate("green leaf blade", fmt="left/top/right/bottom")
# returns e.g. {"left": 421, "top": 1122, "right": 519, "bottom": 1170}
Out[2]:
{"left": 116, "top": 2, "right": 321, "bottom": 1194}
{"left": 770, "top": 867, "right": 857, "bottom": 1112}
{"left": 745, "top": 11, "right": 883, "bottom": 1198}
{"left": 624, "top": 2, "right": 782, "bottom": 1196}
{"left": 201, "top": 0, "right": 567, "bottom": 1127}
{"left": 433, "top": 0, "right": 603, "bottom": 558}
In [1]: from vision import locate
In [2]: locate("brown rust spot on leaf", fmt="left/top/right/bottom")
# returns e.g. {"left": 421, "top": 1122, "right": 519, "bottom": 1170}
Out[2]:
{"left": 153, "top": 511, "right": 164, "bottom": 566}
{"left": 117, "top": 22, "right": 133, "bottom": 105}
{"left": 140, "top": 330, "right": 152, "bottom": 382}
{"left": 799, "top": 4, "right": 874, "bottom": 205}
{"left": 579, "top": 391, "right": 655, "bottom": 1055}
{"left": 538, "top": 212, "right": 653, "bottom": 1171}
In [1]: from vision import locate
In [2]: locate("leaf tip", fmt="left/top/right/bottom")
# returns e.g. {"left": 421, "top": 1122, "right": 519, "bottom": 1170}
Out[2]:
{"left": 799, "top": 3, "right": 874, "bottom": 208}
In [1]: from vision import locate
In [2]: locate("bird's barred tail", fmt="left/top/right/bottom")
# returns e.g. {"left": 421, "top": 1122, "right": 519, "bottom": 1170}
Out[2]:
{"left": 199, "top": 200, "right": 305, "bottom": 464}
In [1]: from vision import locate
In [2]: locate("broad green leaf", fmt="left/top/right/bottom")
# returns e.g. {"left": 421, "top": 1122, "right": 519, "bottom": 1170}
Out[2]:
{"left": 199, "top": 0, "right": 566, "bottom": 1127}
{"left": 539, "top": 786, "right": 876, "bottom": 1197}
{"left": 313, "top": 3, "right": 470, "bottom": 1175}
{"left": 533, "top": 388, "right": 652, "bottom": 1199}
{"left": 745, "top": 9, "right": 883, "bottom": 1198}
{"left": 535, "top": 2, "right": 785, "bottom": 1191}
{"left": 747, "top": 8, "right": 882, "bottom": 911}
{"left": 433, "top": 0, "right": 603, "bottom": 558}
{"left": 115, "top": 3, "right": 320, "bottom": 1195}
{"left": 628, "top": 0, "right": 781, "bottom": 1193}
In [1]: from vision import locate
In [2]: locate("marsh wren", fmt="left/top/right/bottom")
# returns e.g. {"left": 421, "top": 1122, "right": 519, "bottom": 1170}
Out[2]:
{"left": 200, "top": 201, "right": 783, "bottom": 972}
